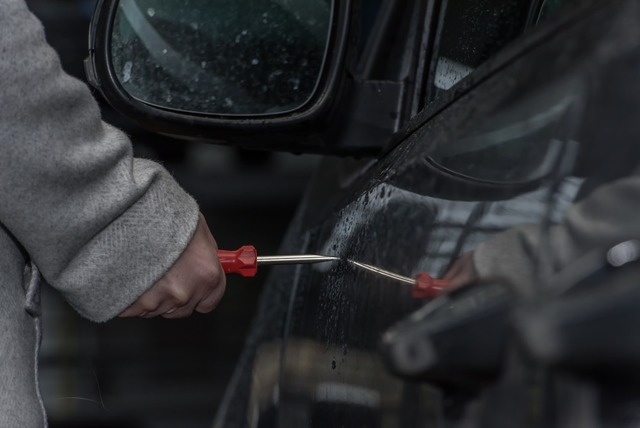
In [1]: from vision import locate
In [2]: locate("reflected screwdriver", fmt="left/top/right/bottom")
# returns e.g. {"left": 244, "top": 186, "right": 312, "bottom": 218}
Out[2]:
{"left": 217, "top": 246, "right": 449, "bottom": 299}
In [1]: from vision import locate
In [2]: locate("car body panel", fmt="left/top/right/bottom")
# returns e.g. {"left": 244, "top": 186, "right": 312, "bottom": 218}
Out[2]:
{"left": 213, "top": 0, "right": 640, "bottom": 426}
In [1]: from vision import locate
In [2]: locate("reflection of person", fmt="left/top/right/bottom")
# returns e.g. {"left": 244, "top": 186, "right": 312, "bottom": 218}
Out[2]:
{"left": 444, "top": 165, "right": 640, "bottom": 293}
{"left": 1, "top": 1, "right": 225, "bottom": 425}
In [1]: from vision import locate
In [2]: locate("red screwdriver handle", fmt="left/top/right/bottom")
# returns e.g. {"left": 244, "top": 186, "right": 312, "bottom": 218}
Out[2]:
{"left": 413, "top": 272, "right": 450, "bottom": 299}
{"left": 217, "top": 246, "right": 258, "bottom": 277}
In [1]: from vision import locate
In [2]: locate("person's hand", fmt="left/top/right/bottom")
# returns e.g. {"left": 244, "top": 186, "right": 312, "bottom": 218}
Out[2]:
{"left": 443, "top": 251, "right": 478, "bottom": 292}
{"left": 119, "top": 213, "right": 226, "bottom": 319}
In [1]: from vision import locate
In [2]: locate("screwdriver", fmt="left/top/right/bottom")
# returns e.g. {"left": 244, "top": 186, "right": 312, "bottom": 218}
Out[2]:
{"left": 217, "top": 246, "right": 449, "bottom": 299}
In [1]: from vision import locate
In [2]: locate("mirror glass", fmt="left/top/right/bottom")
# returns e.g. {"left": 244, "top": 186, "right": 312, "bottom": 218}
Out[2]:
{"left": 110, "top": 0, "right": 333, "bottom": 115}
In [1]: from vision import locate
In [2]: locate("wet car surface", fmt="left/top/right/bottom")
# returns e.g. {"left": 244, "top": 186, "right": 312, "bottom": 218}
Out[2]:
{"left": 212, "top": 1, "right": 640, "bottom": 427}
{"left": 84, "top": 0, "right": 640, "bottom": 426}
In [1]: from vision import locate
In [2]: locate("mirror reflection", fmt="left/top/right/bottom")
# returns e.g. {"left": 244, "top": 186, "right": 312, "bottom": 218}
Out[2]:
{"left": 111, "top": 0, "right": 332, "bottom": 115}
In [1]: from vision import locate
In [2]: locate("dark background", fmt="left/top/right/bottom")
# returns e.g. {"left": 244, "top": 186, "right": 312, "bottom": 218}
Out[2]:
{"left": 25, "top": 1, "right": 320, "bottom": 426}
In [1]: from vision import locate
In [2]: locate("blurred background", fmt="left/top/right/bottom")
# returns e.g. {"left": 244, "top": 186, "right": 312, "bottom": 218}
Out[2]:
{"left": 25, "top": 1, "right": 320, "bottom": 426}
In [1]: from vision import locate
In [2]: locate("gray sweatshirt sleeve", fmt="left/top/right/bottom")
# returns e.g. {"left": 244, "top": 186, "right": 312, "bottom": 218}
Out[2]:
{"left": 473, "top": 166, "right": 640, "bottom": 292}
{"left": 0, "top": 0, "right": 200, "bottom": 322}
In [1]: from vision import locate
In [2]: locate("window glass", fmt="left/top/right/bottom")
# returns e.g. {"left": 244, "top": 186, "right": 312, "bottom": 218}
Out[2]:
{"left": 357, "top": 0, "right": 385, "bottom": 60}
{"left": 427, "top": 77, "right": 584, "bottom": 183}
{"left": 428, "top": 0, "right": 531, "bottom": 101}
{"left": 536, "top": 0, "right": 574, "bottom": 24}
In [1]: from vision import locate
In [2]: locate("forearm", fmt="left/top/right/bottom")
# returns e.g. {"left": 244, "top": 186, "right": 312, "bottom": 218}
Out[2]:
{"left": 0, "top": 0, "right": 199, "bottom": 321}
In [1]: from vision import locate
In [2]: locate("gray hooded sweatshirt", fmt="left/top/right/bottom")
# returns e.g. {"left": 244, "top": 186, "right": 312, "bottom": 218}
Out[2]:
{"left": 1, "top": 1, "right": 199, "bottom": 425}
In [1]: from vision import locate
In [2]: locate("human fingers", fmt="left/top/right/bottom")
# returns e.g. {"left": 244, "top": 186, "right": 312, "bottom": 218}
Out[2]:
{"left": 118, "top": 304, "right": 144, "bottom": 318}
{"left": 194, "top": 280, "right": 227, "bottom": 314}
{"left": 162, "top": 270, "right": 226, "bottom": 318}
{"left": 443, "top": 253, "right": 469, "bottom": 279}
{"left": 118, "top": 272, "right": 189, "bottom": 318}
{"left": 118, "top": 288, "right": 164, "bottom": 317}
{"left": 139, "top": 279, "right": 192, "bottom": 318}
{"left": 443, "top": 252, "right": 478, "bottom": 290}
{"left": 145, "top": 264, "right": 225, "bottom": 319}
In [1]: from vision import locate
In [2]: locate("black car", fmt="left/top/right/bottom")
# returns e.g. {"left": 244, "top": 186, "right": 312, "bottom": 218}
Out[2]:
{"left": 86, "top": 0, "right": 640, "bottom": 426}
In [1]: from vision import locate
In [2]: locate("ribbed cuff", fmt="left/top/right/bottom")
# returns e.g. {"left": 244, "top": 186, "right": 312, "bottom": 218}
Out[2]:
{"left": 56, "top": 163, "right": 199, "bottom": 322}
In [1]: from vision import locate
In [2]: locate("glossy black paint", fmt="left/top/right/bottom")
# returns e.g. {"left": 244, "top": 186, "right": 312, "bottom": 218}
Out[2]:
{"left": 85, "top": 0, "right": 640, "bottom": 426}
{"left": 213, "top": 1, "right": 640, "bottom": 427}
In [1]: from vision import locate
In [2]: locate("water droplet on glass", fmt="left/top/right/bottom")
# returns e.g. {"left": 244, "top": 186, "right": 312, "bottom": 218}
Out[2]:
{"left": 251, "top": 58, "right": 259, "bottom": 65}
{"left": 122, "top": 61, "right": 132, "bottom": 83}
{"left": 147, "top": 8, "right": 155, "bottom": 17}
{"left": 162, "top": 48, "right": 167, "bottom": 55}
{"left": 201, "top": 61, "right": 207, "bottom": 68}
{"left": 224, "top": 98, "right": 234, "bottom": 107}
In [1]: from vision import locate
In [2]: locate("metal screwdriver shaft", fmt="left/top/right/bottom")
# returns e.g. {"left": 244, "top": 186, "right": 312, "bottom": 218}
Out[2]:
{"left": 257, "top": 254, "right": 340, "bottom": 265}
{"left": 217, "top": 246, "right": 449, "bottom": 298}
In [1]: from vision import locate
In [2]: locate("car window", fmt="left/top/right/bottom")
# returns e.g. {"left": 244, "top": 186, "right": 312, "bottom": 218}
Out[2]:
{"left": 427, "top": 0, "right": 532, "bottom": 102}
{"left": 426, "top": 0, "right": 578, "bottom": 103}
{"left": 356, "top": 0, "right": 385, "bottom": 61}
{"left": 426, "top": 76, "right": 584, "bottom": 183}
{"left": 536, "top": 0, "right": 574, "bottom": 24}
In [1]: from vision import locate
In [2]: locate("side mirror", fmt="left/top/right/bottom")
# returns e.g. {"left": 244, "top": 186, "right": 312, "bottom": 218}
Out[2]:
{"left": 86, "top": 0, "right": 372, "bottom": 154}
{"left": 109, "top": 1, "right": 332, "bottom": 117}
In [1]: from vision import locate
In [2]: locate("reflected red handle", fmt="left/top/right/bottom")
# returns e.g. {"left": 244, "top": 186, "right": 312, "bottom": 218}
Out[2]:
{"left": 217, "top": 246, "right": 258, "bottom": 277}
{"left": 413, "top": 272, "right": 450, "bottom": 299}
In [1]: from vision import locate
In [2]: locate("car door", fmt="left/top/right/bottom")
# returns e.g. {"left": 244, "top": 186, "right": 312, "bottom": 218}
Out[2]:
{"left": 212, "top": 1, "right": 640, "bottom": 427}
{"left": 85, "top": 0, "right": 640, "bottom": 426}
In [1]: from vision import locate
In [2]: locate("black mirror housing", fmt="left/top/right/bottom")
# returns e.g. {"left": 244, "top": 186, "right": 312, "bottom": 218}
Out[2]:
{"left": 85, "top": 0, "right": 399, "bottom": 156}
